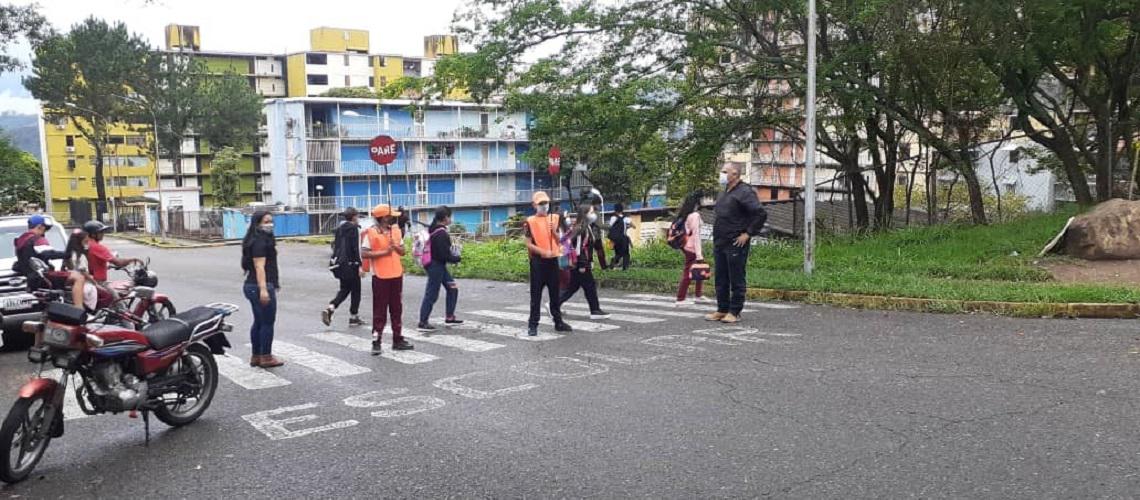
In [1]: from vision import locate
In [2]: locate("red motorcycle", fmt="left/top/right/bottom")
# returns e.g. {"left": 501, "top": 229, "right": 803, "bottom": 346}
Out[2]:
{"left": 0, "top": 300, "right": 236, "bottom": 483}
{"left": 97, "top": 257, "right": 176, "bottom": 325}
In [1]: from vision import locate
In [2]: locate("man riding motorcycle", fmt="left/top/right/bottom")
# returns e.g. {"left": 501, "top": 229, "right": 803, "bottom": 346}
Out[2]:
{"left": 12, "top": 215, "right": 87, "bottom": 309}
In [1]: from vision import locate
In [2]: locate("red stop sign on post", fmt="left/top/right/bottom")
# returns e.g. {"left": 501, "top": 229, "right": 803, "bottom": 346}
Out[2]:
{"left": 548, "top": 146, "right": 561, "bottom": 176}
{"left": 369, "top": 135, "right": 397, "bottom": 165}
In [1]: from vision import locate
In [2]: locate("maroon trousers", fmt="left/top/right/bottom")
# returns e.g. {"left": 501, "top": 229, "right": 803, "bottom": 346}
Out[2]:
{"left": 371, "top": 275, "right": 404, "bottom": 345}
{"left": 676, "top": 250, "right": 704, "bottom": 301}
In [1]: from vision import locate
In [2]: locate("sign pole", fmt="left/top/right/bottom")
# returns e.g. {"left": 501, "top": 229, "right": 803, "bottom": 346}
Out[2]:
{"left": 369, "top": 135, "right": 398, "bottom": 209}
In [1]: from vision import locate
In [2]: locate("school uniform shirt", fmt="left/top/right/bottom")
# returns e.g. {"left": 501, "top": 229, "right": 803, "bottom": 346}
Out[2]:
{"left": 361, "top": 226, "right": 404, "bottom": 279}
{"left": 608, "top": 216, "right": 632, "bottom": 241}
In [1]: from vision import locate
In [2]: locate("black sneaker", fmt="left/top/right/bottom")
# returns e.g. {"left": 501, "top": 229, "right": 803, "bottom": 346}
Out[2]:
{"left": 321, "top": 307, "right": 333, "bottom": 327}
{"left": 527, "top": 326, "right": 539, "bottom": 337}
{"left": 555, "top": 323, "right": 574, "bottom": 333}
{"left": 445, "top": 317, "right": 464, "bottom": 325}
{"left": 371, "top": 341, "right": 382, "bottom": 356}
{"left": 348, "top": 316, "right": 365, "bottom": 327}
{"left": 417, "top": 322, "right": 437, "bottom": 332}
{"left": 589, "top": 310, "right": 611, "bottom": 320}
{"left": 393, "top": 340, "right": 415, "bottom": 351}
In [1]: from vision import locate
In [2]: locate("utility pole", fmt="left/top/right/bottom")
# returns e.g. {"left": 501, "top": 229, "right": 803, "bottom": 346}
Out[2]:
{"left": 803, "top": 0, "right": 818, "bottom": 275}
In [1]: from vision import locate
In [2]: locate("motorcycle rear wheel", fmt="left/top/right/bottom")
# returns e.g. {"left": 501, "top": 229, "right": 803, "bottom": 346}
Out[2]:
{"left": 0, "top": 393, "right": 54, "bottom": 484}
{"left": 154, "top": 343, "right": 217, "bottom": 427}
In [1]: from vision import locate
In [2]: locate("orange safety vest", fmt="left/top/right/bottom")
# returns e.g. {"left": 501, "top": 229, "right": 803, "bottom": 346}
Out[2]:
{"left": 526, "top": 214, "right": 562, "bottom": 257}
{"left": 361, "top": 226, "right": 403, "bottom": 279}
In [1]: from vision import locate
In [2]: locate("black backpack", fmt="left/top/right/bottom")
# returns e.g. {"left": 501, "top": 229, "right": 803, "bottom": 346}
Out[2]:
{"left": 666, "top": 218, "right": 688, "bottom": 250}
{"left": 608, "top": 217, "right": 626, "bottom": 241}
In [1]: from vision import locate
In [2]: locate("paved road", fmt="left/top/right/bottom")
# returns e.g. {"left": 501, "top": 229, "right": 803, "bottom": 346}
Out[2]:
{"left": 0, "top": 237, "right": 1138, "bottom": 498}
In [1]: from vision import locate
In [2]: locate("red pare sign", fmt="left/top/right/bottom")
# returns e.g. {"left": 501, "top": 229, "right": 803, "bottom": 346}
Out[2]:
{"left": 369, "top": 135, "right": 397, "bottom": 165}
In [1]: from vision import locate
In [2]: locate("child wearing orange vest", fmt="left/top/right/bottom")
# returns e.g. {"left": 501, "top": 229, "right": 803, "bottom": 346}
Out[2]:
{"left": 523, "top": 191, "right": 574, "bottom": 337}
{"left": 361, "top": 204, "right": 414, "bottom": 355}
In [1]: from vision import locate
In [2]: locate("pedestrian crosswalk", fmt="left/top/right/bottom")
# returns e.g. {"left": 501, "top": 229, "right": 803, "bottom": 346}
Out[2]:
{"left": 48, "top": 293, "right": 801, "bottom": 421}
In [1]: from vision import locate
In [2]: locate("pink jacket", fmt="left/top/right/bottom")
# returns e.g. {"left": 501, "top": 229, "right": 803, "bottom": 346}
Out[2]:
{"left": 683, "top": 212, "right": 703, "bottom": 259}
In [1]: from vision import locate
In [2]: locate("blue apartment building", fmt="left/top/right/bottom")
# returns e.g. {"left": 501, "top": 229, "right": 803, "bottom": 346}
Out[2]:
{"left": 264, "top": 97, "right": 561, "bottom": 234}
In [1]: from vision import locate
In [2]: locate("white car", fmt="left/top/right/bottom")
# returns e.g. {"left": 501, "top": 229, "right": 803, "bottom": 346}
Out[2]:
{"left": 0, "top": 215, "right": 68, "bottom": 349}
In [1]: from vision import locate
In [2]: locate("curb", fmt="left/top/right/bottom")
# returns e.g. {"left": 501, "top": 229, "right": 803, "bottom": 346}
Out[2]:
{"left": 110, "top": 234, "right": 234, "bottom": 249}
{"left": 594, "top": 278, "right": 1139, "bottom": 319}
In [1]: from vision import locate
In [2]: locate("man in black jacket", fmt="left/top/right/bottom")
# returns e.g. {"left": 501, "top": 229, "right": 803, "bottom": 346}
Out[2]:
{"left": 707, "top": 163, "right": 767, "bottom": 324}
{"left": 322, "top": 208, "right": 364, "bottom": 327}
{"left": 417, "top": 206, "right": 463, "bottom": 331}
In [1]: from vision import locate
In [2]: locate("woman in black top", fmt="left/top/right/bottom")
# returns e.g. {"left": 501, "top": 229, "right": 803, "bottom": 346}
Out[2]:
{"left": 417, "top": 206, "right": 463, "bottom": 331}
{"left": 322, "top": 207, "right": 364, "bottom": 327}
{"left": 242, "top": 211, "right": 283, "bottom": 368}
{"left": 558, "top": 203, "right": 610, "bottom": 319}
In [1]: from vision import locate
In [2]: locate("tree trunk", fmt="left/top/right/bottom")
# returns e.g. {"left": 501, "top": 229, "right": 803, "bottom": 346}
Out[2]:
{"left": 1096, "top": 108, "right": 1113, "bottom": 201}
{"left": 847, "top": 170, "right": 870, "bottom": 230}
{"left": 93, "top": 145, "right": 107, "bottom": 222}
{"left": 961, "top": 165, "right": 987, "bottom": 225}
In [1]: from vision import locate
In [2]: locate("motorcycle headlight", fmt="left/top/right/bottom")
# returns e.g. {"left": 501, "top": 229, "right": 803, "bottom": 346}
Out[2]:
{"left": 43, "top": 327, "right": 72, "bottom": 347}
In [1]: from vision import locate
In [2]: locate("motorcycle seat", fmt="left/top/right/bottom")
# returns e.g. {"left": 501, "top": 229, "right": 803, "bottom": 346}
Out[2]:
{"left": 141, "top": 307, "right": 218, "bottom": 349}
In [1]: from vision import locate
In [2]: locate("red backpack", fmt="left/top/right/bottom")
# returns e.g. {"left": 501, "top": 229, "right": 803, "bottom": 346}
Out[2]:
{"left": 666, "top": 218, "right": 688, "bottom": 250}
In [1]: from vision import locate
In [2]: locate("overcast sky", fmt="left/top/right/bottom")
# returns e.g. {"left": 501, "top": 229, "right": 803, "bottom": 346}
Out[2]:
{"left": 2, "top": 0, "right": 469, "bottom": 113}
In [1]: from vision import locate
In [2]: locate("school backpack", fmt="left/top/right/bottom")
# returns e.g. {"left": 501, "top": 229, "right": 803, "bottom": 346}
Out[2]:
{"left": 413, "top": 226, "right": 448, "bottom": 268}
{"left": 666, "top": 218, "right": 688, "bottom": 250}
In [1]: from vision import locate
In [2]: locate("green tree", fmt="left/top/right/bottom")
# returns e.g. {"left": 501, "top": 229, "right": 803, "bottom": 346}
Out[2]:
{"left": 24, "top": 17, "right": 151, "bottom": 220}
{"left": 0, "top": 134, "right": 42, "bottom": 212}
{"left": 210, "top": 146, "right": 241, "bottom": 208}
{"left": 133, "top": 54, "right": 208, "bottom": 182}
{"left": 197, "top": 72, "right": 262, "bottom": 150}
{"left": 0, "top": 3, "right": 50, "bottom": 74}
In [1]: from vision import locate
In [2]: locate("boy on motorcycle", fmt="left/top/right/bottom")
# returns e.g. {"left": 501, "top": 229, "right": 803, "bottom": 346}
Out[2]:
{"left": 81, "top": 221, "right": 142, "bottom": 285}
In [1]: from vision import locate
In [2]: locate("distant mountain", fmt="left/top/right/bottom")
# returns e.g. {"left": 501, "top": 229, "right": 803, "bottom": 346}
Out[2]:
{"left": 0, "top": 113, "right": 40, "bottom": 161}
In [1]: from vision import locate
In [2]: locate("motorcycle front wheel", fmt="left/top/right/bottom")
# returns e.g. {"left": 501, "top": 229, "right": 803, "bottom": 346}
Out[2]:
{"left": 154, "top": 343, "right": 218, "bottom": 427}
{"left": 0, "top": 393, "right": 54, "bottom": 483}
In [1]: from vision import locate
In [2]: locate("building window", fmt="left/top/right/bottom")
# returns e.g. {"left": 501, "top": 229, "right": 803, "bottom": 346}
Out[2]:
{"left": 67, "top": 159, "right": 76, "bottom": 170}
{"left": 378, "top": 56, "right": 387, "bottom": 67}
{"left": 306, "top": 53, "right": 327, "bottom": 65}
{"left": 897, "top": 174, "right": 909, "bottom": 186}
{"left": 369, "top": 76, "right": 375, "bottom": 87}
{"left": 126, "top": 135, "right": 146, "bottom": 147}
{"left": 65, "top": 135, "right": 74, "bottom": 147}
{"left": 380, "top": 76, "right": 387, "bottom": 87}
{"left": 769, "top": 188, "right": 779, "bottom": 199}
{"left": 69, "top": 179, "right": 78, "bottom": 190}
{"left": 343, "top": 54, "right": 350, "bottom": 66}
{"left": 344, "top": 75, "right": 351, "bottom": 87}
{"left": 307, "top": 74, "right": 329, "bottom": 85}
{"left": 1009, "top": 149, "right": 1021, "bottom": 164}
{"left": 427, "top": 143, "right": 456, "bottom": 159}
{"left": 108, "top": 135, "right": 125, "bottom": 145}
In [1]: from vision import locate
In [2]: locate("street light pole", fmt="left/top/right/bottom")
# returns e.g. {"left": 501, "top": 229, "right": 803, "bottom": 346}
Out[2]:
{"left": 112, "top": 94, "right": 166, "bottom": 239}
{"left": 803, "top": 0, "right": 818, "bottom": 276}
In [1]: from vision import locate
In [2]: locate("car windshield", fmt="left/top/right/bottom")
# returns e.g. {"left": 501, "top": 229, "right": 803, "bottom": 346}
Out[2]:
{"left": 0, "top": 222, "right": 66, "bottom": 259}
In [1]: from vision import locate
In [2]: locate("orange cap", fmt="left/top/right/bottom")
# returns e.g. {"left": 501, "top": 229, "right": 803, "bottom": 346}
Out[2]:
{"left": 532, "top": 191, "right": 550, "bottom": 204}
{"left": 371, "top": 204, "right": 401, "bottom": 219}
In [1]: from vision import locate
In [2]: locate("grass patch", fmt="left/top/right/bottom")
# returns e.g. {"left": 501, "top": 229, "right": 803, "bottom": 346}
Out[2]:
{"left": 403, "top": 208, "right": 1139, "bottom": 305}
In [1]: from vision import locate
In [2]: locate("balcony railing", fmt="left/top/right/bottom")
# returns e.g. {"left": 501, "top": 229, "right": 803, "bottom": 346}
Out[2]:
{"left": 306, "top": 124, "right": 529, "bottom": 141}
{"left": 305, "top": 159, "right": 534, "bottom": 175}
{"left": 306, "top": 190, "right": 542, "bottom": 212}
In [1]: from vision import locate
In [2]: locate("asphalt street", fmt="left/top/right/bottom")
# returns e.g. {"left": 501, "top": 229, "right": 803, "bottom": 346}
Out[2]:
{"left": 0, "top": 236, "right": 1138, "bottom": 498}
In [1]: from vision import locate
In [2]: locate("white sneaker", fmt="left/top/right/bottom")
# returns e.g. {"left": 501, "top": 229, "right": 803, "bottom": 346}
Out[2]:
{"left": 674, "top": 301, "right": 685, "bottom": 308}
{"left": 695, "top": 297, "right": 712, "bottom": 304}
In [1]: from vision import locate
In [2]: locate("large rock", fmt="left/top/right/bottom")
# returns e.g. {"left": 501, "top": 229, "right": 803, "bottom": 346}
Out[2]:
{"left": 1065, "top": 199, "right": 1140, "bottom": 260}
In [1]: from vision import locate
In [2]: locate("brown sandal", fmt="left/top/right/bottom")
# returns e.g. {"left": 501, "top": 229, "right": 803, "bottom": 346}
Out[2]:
{"left": 249, "top": 355, "right": 262, "bottom": 367}
{"left": 259, "top": 355, "right": 285, "bottom": 368}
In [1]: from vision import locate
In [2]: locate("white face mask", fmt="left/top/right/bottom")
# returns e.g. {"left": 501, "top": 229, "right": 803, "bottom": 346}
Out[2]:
{"left": 587, "top": 213, "right": 598, "bottom": 224}
{"left": 260, "top": 223, "right": 275, "bottom": 233}
{"left": 718, "top": 172, "right": 729, "bottom": 186}
{"left": 536, "top": 204, "right": 549, "bottom": 215}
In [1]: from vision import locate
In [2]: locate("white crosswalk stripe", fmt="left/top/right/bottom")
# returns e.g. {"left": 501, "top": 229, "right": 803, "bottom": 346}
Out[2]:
{"left": 470, "top": 310, "right": 620, "bottom": 332}
{"left": 216, "top": 354, "right": 292, "bottom": 390}
{"left": 559, "top": 301, "right": 706, "bottom": 319}
{"left": 600, "top": 297, "right": 753, "bottom": 313}
{"left": 307, "top": 333, "right": 439, "bottom": 364}
{"left": 624, "top": 294, "right": 799, "bottom": 310}
{"left": 403, "top": 330, "right": 505, "bottom": 352}
{"left": 449, "top": 320, "right": 561, "bottom": 341}
{"left": 271, "top": 341, "right": 374, "bottom": 375}
{"left": 503, "top": 305, "right": 663, "bottom": 324}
